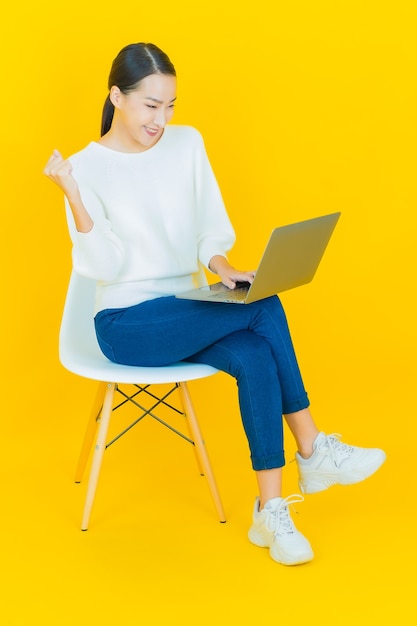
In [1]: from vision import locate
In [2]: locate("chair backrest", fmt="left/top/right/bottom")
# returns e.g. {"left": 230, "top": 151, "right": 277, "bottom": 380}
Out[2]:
{"left": 59, "top": 272, "right": 104, "bottom": 369}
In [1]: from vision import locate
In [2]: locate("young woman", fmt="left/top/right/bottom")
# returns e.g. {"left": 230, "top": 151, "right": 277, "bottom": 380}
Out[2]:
{"left": 44, "top": 42, "right": 386, "bottom": 566}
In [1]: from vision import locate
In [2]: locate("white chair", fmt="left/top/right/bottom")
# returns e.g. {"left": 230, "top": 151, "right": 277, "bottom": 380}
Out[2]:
{"left": 59, "top": 271, "right": 226, "bottom": 530}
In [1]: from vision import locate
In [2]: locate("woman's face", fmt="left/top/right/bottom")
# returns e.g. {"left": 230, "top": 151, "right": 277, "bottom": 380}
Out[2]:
{"left": 110, "top": 73, "right": 177, "bottom": 151}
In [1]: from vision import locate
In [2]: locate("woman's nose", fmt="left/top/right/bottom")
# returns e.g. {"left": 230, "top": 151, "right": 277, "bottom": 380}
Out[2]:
{"left": 153, "top": 108, "right": 166, "bottom": 127}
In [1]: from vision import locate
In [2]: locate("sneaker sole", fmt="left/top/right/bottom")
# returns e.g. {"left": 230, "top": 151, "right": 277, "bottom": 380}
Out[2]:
{"left": 299, "top": 451, "right": 387, "bottom": 494}
{"left": 248, "top": 530, "right": 314, "bottom": 566}
{"left": 270, "top": 551, "right": 314, "bottom": 566}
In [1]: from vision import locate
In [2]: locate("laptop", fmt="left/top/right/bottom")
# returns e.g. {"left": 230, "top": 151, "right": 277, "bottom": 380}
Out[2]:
{"left": 176, "top": 212, "right": 341, "bottom": 304}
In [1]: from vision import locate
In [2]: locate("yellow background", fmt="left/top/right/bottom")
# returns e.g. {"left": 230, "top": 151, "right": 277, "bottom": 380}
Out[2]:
{"left": 1, "top": 1, "right": 415, "bottom": 624}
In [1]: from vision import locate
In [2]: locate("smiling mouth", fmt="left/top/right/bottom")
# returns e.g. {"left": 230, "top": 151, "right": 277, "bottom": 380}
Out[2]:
{"left": 144, "top": 126, "right": 159, "bottom": 135}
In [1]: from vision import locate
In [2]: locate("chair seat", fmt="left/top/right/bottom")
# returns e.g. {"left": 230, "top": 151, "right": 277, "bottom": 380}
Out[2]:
{"left": 60, "top": 345, "right": 218, "bottom": 384}
{"left": 59, "top": 271, "right": 218, "bottom": 385}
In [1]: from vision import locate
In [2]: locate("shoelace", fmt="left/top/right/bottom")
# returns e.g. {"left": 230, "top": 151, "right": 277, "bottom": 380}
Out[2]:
{"left": 266, "top": 494, "right": 304, "bottom": 536}
{"left": 317, "top": 433, "right": 354, "bottom": 465}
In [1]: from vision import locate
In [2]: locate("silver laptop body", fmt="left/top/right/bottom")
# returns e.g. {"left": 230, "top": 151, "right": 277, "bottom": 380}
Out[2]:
{"left": 176, "top": 212, "right": 341, "bottom": 304}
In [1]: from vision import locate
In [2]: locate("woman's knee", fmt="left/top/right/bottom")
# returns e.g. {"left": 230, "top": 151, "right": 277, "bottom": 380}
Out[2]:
{"left": 216, "top": 330, "right": 277, "bottom": 379}
{"left": 253, "top": 295, "right": 286, "bottom": 318}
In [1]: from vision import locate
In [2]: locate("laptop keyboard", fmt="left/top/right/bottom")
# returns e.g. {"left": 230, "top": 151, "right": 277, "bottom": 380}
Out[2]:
{"left": 208, "top": 287, "right": 248, "bottom": 301}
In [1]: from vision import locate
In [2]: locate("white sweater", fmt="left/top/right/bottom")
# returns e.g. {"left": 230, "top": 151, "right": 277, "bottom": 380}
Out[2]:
{"left": 65, "top": 125, "right": 236, "bottom": 313}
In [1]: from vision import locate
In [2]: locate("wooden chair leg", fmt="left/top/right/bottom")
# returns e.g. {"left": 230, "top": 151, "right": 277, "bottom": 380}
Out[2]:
{"left": 180, "top": 385, "right": 204, "bottom": 477}
{"left": 81, "top": 382, "right": 115, "bottom": 531}
{"left": 74, "top": 381, "right": 108, "bottom": 483}
{"left": 178, "top": 382, "right": 226, "bottom": 523}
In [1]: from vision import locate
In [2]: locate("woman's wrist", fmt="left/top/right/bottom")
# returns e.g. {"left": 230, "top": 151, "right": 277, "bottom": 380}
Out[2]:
{"left": 208, "top": 255, "right": 233, "bottom": 275}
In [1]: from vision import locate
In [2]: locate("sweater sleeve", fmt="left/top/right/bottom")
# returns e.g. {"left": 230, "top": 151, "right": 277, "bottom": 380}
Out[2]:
{"left": 64, "top": 181, "right": 125, "bottom": 283}
{"left": 193, "top": 132, "right": 236, "bottom": 268}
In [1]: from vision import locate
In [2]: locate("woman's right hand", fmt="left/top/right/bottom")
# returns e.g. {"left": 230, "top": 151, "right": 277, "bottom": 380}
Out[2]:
{"left": 44, "top": 149, "right": 94, "bottom": 232}
{"left": 43, "top": 149, "right": 79, "bottom": 199}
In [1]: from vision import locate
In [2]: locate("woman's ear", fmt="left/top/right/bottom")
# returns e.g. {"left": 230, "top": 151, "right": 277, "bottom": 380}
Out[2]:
{"left": 109, "top": 86, "right": 122, "bottom": 108}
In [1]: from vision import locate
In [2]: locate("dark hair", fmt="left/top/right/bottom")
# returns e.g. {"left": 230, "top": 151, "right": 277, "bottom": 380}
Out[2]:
{"left": 101, "top": 43, "right": 176, "bottom": 136}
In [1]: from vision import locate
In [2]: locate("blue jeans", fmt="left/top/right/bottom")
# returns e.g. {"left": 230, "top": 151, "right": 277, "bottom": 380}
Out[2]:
{"left": 94, "top": 295, "right": 309, "bottom": 470}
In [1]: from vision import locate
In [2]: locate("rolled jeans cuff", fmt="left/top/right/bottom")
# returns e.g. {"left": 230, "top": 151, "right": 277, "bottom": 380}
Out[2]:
{"left": 251, "top": 451, "right": 286, "bottom": 471}
{"left": 283, "top": 392, "right": 310, "bottom": 415}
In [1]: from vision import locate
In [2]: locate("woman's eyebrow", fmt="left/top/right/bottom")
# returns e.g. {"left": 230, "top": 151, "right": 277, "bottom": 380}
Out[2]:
{"left": 144, "top": 96, "right": 177, "bottom": 104}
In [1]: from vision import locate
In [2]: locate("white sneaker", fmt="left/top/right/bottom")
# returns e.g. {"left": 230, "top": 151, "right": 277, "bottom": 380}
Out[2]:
{"left": 296, "top": 432, "right": 386, "bottom": 494}
{"left": 248, "top": 495, "right": 314, "bottom": 566}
